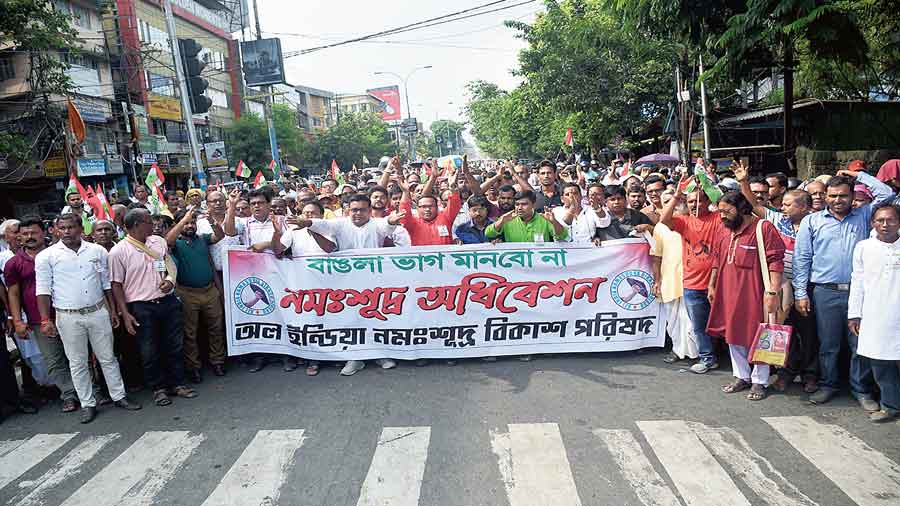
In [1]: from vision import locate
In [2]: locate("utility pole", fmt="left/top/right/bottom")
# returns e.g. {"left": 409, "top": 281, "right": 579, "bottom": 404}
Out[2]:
{"left": 783, "top": 39, "right": 794, "bottom": 171}
{"left": 162, "top": 0, "right": 206, "bottom": 188}
{"left": 699, "top": 55, "right": 712, "bottom": 163}
{"left": 252, "top": 0, "right": 281, "bottom": 179}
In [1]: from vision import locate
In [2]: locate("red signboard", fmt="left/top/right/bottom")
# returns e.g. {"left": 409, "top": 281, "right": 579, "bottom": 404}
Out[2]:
{"left": 367, "top": 86, "right": 402, "bottom": 122}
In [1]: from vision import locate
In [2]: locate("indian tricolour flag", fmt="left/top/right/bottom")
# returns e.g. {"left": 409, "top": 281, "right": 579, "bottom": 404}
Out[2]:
{"left": 235, "top": 160, "right": 250, "bottom": 178}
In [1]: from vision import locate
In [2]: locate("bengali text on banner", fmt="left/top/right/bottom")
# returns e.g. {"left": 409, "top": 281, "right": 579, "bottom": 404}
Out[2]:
{"left": 223, "top": 240, "right": 666, "bottom": 360}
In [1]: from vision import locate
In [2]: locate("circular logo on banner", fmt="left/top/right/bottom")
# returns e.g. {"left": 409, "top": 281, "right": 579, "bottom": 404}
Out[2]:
{"left": 234, "top": 277, "right": 276, "bottom": 316}
{"left": 610, "top": 270, "right": 655, "bottom": 311}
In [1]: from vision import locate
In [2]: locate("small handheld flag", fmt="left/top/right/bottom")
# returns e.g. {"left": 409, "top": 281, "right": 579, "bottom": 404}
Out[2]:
{"left": 253, "top": 171, "right": 267, "bottom": 189}
{"left": 564, "top": 128, "right": 574, "bottom": 148}
{"left": 235, "top": 160, "right": 250, "bottom": 178}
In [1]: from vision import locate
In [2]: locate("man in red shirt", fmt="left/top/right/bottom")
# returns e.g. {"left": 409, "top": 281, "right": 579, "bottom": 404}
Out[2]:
{"left": 399, "top": 159, "right": 464, "bottom": 246}
{"left": 660, "top": 177, "right": 726, "bottom": 374}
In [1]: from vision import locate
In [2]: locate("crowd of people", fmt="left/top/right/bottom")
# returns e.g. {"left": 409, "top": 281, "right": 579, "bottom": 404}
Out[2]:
{"left": 1, "top": 155, "right": 898, "bottom": 425}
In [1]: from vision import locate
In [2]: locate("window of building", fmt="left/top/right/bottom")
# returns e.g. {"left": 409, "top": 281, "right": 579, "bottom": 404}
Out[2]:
{"left": 69, "top": 2, "right": 91, "bottom": 29}
{"left": 82, "top": 125, "right": 112, "bottom": 156}
{"left": 0, "top": 53, "right": 15, "bottom": 82}
{"left": 312, "top": 117, "right": 321, "bottom": 127}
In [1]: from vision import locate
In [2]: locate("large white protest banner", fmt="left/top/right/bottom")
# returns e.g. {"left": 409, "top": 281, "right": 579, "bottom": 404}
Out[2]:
{"left": 224, "top": 240, "right": 665, "bottom": 360}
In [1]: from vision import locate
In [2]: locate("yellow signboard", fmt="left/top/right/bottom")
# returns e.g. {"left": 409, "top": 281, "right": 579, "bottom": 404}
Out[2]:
{"left": 43, "top": 156, "right": 68, "bottom": 178}
{"left": 147, "top": 94, "right": 182, "bottom": 122}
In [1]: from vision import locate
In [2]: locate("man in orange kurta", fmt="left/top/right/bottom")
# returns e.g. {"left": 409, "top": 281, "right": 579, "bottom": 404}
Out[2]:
{"left": 707, "top": 191, "right": 785, "bottom": 401}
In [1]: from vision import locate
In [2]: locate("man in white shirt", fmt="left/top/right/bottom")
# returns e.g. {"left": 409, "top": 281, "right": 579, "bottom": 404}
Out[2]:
{"left": 224, "top": 187, "right": 276, "bottom": 253}
{"left": 553, "top": 183, "right": 609, "bottom": 245}
{"left": 35, "top": 213, "right": 141, "bottom": 424}
{"left": 848, "top": 203, "right": 900, "bottom": 423}
{"left": 196, "top": 189, "right": 238, "bottom": 272}
{"left": 272, "top": 200, "right": 335, "bottom": 258}
{"left": 224, "top": 187, "right": 296, "bottom": 373}
{"left": 290, "top": 193, "right": 405, "bottom": 376}
{"left": 292, "top": 194, "right": 404, "bottom": 251}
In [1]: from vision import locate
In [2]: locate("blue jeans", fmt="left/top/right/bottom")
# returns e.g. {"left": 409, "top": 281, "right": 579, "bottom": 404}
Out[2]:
{"left": 812, "top": 287, "right": 874, "bottom": 398}
{"left": 683, "top": 289, "right": 715, "bottom": 365}
{"left": 128, "top": 294, "right": 187, "bottom": 391}
{"left": 871, "top": 359, "right": 900, "bottom": 414}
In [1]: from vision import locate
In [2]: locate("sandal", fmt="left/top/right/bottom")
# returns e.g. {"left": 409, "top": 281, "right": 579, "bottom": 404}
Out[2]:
{"left": 306, "top": 365, "right": 320, "bottom": 376}
{"left": 171, "top": 386, "right": 197, "bottom": 399}
{"left": 722, "top": 379, "right": 751, "bottom": 394}
{"left": 153, "top": 389, "right": 172, "bottom": 406}
{"left": 747, "top": 384, "right": 767, "bottom": 401}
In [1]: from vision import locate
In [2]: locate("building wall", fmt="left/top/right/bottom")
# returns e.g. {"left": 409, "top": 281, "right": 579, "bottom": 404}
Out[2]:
{"left": 132, "top": 0, "right": 235, "bottom": 129}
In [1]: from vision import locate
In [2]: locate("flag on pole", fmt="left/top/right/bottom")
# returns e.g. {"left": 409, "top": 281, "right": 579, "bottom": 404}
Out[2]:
{"left": 683, "top": 159, "right": 723, "bottom": 203}
{"left": 235, "top": 160, "right": 250, "bottom": 178}
{"left": 253, "top": 171, "right": 267, "bottom": 189}
{"left": 97, "top": 184, "right": 115, "bottom": 221}
{"left": 66, "top": 172, "right": 85, "bottom": 198}
{"left": 66, "top": 99, "right": 86, "bottom": 144}
{"left": 268, "top": 159, "right": 277, "bottom": 174}
{"left": 351, "top": 164, "right": 358, "bottom": 172}
{"left": 81, "top": 184, "right": 106, "bottom": 221}
{"left": 330, "top": 159, "right": 345, "bottom": 185}
{"left": 362, "top": 155, "right": 369, "bottom": 165}
{"left": 145, "top": 163, "right": 165, "bottom": 189}
{"left": 564, "top": 128, "right": 574, "bottom": 148}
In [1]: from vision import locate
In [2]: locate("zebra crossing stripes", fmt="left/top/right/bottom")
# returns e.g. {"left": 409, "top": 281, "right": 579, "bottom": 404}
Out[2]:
{"left": 356, "top": 427, "right": 430, "bottom": 506}
{"left": 11, "top": 435, "right": 120, "bottom": 506}
{"left": 0, "top": 434, "right": 78, "bottom": 490}
{"left": 202, "top": 430, "right": 306, "bottom": 506}
{"left": 58, "top": 431, "right": 205, "bottom": 506}
{"left": 637, "top": 420, "right": 751, "bottom": 506}
{"left": 491, "top": 423, "right": 583, "bottom": 506}
{"left": 0, "top": 416, "right": 897, "bottom": 506}
{"left": 595, "top": 429, "right": 681, "bottom": 506}
{"left": 764, "top": 416, "right": 900, "bottom": 506}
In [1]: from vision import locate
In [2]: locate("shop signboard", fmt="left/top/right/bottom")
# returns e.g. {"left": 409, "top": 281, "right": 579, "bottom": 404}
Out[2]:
{"left": 147, "top": 93, "right": 182, "bottom": 122}
{"left": 76, "top": 157, "right": 107, "bottom": 177}
{"left": 204, "top": 141, "right": 227, "bottom": 167}
{"left": 43, "top": 156, "right": 68, "bottom": 178}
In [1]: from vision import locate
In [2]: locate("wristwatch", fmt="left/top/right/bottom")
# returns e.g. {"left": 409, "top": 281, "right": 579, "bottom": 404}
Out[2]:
{"left": 765, "top": 290, "right": 778, "bottom": 295}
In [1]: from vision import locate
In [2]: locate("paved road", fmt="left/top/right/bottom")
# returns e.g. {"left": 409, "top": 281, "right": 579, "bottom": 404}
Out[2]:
{"left": 1, "top": 349, "right": 898, "bottom": 506}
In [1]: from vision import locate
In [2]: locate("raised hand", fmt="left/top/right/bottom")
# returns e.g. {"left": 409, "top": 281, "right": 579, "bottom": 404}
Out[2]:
{"left": 733, "top": 160, "right": 749, "bottom": 182}
{"left": 387, "top": 209, "right": 407, "bottom": 225}
{"left": 227, "top": 188, "right": 241, "bottom": 208}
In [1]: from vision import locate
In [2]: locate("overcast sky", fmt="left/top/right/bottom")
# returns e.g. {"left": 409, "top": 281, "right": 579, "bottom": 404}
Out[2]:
{"left": 251, "top": 0, "right": 540, "bottom": 135}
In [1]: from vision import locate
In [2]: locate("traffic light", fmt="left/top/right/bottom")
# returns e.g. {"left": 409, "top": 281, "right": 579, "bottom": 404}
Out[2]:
{"left": 178, "top": 38, "right": 213, "bottom": 114}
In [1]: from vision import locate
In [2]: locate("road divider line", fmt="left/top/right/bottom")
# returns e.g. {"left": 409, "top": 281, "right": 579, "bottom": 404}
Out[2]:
{"left": 688, "top": 422, "right": 819, "bottom": 506}
{"left": 0, "top": 433, "right": 78, "bottom": 490}
{"left": 356, "top": 426, "right": 431, "bottom": 506}
{"left": 595, "top": 429, "right": 680, "bottom": 506}
{"left": 491, "top": 423, "right": 583, "bottom": 506}
{"left": 763, "top": 415, "right": 900, "bottom": 506}
{"left": 0, "top": 439, "right": 27, "bottom": 458}
{"left": 13, "top": 434, "right": 120, "bottom": 506}
{"left": 59, "top": 431, "right": 205, "bottom": 506}
{"left": 201, "top": 429, "right": 306, "bottom": 506}
{"left": 637, "top": 420, "right": 750, "bottom": 506}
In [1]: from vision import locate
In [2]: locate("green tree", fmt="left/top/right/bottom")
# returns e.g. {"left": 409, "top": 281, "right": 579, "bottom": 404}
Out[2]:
{"left": 1, "top": 0, "right": 79, "bottom": 161}
{"left": 429, "top": 119, "right": 467, "bottom": 156}
{"left": 224, "top": 104, "right": 313, "bottom": 179}
{"left": 313, "top": 112, "right": 393, "bottom": 171}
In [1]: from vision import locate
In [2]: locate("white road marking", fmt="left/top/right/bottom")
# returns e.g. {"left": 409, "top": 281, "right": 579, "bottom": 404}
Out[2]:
{"left": 764, "top": 415, "right": 900, "bottom": 506}
{"left": 638, "top": 420, "right": 750, "bottom": 506}
{"left": 201, "top": 429, "right": 306, "bottom": 506}
{"left": 356, "top": 427, "right": 431, "bottom": 506}
{"left": 12, "top": 434, "right": 120, "bottom": 506}
{"left": 490, "top": 423, "right": 582, "bottom": 506}
{"left": 688, "top": 422, "right": 819, "bottom": 506}
{"left": 59, "top": 431, "right": 205, "bottom": 506}
{"left": 0, "top": 439, "right": 27, "bottom": 457}
{"left": 595, "top": 429, "right": 680, "bottom": 506}
{"left": 0, "top": 433, "right": 77, "bottom": 490}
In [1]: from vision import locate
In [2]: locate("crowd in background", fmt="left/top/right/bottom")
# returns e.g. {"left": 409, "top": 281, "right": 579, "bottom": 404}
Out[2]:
{"left": 1, "top": 155, "right": 898, "bottom": 424}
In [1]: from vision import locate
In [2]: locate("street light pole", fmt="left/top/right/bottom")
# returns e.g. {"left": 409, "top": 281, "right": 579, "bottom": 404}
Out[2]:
{"left": 374, "top": 65, "right": 431, "bottom": 161}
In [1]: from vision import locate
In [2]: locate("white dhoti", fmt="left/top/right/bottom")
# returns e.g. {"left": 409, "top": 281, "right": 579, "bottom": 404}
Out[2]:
{"left": 665, "top": 298, "right": 698, "bottom": 359}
